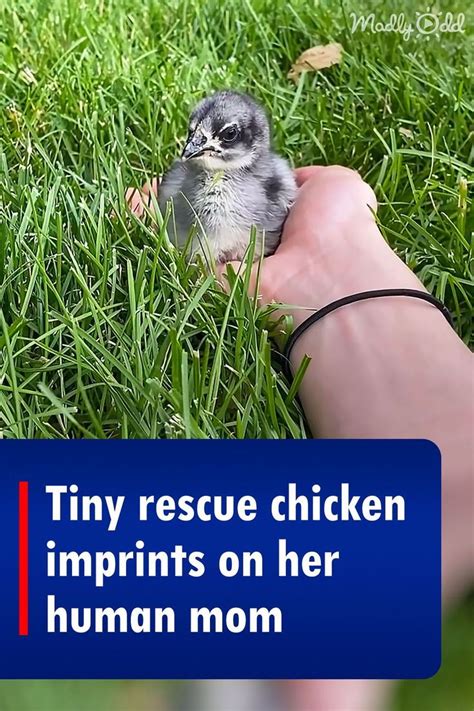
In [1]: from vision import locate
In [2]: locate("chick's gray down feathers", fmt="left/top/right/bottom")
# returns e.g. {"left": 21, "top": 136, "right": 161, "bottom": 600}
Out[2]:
{"left": 159, "top": 91, "right": 297, "bottom": 262}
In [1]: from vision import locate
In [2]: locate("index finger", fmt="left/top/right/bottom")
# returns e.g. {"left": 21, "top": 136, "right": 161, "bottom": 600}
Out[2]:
{"left": 294, "top": 166, "right": 325, "bottom": 186}
{"left": 294, "top": 165, "right": 365, "bottom": 187}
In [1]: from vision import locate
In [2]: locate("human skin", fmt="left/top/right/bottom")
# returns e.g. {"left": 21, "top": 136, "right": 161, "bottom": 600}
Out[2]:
{"left": 127, "top": 167, "right": 473, "bottom": 710}
{"left": 225, "top": 165, "right": 474, "bottom": 710}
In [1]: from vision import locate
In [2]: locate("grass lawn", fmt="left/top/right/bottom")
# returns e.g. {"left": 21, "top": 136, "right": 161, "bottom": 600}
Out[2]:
{"left": 0, "top": 0, "right": 472, "bottom": 707}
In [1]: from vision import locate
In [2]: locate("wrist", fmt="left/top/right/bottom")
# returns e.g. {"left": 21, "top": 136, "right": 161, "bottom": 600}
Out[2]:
{"left": 287, "top": 288, "right": 453, "bottom": 377}
{"left": 265, "top": 234, "right": 422, "bottom": 330}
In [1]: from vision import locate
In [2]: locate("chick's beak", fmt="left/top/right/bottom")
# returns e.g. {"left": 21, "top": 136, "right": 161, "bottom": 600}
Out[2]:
{"left": 182, "top": 132, "right": 208, "bottom": 160}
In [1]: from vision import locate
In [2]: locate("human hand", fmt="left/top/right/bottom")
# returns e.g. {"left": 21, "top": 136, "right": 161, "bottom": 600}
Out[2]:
{"left": 124, "top": 166, "right": 419, "bottom": 330}
{"left": 220, "top": 165, "right": 421, "bottom": 328}
{"left": 124, "top": 178, "right": 159, "bottom": 218}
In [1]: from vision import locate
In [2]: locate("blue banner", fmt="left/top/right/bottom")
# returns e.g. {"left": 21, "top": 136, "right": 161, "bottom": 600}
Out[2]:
{"left": 0, "top": 440, "right": 440, "bottom": 679}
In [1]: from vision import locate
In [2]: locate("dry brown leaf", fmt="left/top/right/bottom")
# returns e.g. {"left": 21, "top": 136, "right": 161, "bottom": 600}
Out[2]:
{"left": 288, "top": 43, "right": 343, "bottom": 82}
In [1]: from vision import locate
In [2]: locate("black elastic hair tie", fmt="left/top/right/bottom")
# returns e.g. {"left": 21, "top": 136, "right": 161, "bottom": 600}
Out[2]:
{"left": 283, "top": 288, "right": 453, "bottom": 379}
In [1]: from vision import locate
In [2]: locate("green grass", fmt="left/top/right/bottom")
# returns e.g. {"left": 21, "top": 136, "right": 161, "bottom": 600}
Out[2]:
{"left": 0, "top": 0, "right": 473, "bottom": 708}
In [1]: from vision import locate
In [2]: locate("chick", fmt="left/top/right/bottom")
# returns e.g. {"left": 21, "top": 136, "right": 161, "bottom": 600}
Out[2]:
{"left": 159, "top": 90, "right": 297, "bottom": 263}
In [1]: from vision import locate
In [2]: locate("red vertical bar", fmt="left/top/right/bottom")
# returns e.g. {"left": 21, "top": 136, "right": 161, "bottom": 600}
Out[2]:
{"left": 18, "top": 481, "right": 29, "bottom": 636}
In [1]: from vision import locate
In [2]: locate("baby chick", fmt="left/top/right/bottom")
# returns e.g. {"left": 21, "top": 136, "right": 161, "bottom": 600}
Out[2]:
{"left": 159, "top": 90, "right": 297, "bottom": 263}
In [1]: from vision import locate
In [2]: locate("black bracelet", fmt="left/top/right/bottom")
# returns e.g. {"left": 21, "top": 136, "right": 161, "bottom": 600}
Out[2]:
{"left": 283, "top": 288, "right": 453, "bottom": 379}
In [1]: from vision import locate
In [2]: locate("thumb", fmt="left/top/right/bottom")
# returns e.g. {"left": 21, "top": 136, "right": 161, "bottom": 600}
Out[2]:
{"left": 215, "top": 260, "right": 244, "bottom": 291}
{"left": 215, "top": 260, "right": 261, "bottom": 298}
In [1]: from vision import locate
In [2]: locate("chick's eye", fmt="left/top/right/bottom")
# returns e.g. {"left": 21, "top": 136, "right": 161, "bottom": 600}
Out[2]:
{"left": 220, "top": 126, "right": 238, "bottom": 143}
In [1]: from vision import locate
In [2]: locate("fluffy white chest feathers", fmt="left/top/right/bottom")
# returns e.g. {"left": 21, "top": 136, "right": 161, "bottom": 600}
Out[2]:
{"left": 191, "top": 173, "right": 256, "bottom": 260}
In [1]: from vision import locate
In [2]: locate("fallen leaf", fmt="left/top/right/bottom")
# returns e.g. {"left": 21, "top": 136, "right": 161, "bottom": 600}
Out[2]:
{"left": 288, "top": 43, "right": 343, "bottom": 82}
